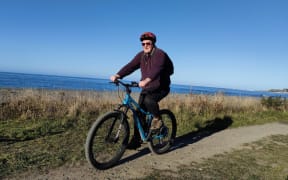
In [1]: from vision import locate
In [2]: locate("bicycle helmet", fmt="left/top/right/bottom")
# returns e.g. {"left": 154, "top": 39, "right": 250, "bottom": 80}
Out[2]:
{"left": 140, "top": 32, "right": 156, "bottom": 43}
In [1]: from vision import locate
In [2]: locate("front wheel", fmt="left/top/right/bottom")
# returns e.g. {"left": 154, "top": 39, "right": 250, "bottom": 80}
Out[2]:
{"left": 148, "top": 109, "right": 177, "bottom": 154}
{"left": 85, "top": 111, "right": 130, "bottom": 170}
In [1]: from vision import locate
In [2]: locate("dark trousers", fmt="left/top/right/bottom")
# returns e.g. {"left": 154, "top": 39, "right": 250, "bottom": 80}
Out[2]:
{"left": 138, "top": 88, "right": 170, "bottom": 117}
{"left": 132, "top": 88, "right": 170, "bottom": 140}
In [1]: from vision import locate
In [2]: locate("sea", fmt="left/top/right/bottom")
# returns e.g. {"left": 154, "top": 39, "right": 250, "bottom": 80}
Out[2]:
{"left": 0, "top": 72, "right": 287, "bottom": 98}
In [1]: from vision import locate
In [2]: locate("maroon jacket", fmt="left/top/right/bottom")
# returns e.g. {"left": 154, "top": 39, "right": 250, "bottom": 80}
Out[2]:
{"left": 117, "top": 47, "right": 173, "bottom": 91}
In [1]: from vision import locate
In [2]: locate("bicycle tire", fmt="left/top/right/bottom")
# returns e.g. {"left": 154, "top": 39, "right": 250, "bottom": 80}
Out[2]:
{"left": 148, "top": 109, "right": 177, "bottom": 154}
{"left": 85, "top": 111, "right": 130, "bottom": 170}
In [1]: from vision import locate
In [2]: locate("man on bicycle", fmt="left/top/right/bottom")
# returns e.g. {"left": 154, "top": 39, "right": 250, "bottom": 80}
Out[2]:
{"left": 110, "top": 32, "right": 174, "bottom": 149}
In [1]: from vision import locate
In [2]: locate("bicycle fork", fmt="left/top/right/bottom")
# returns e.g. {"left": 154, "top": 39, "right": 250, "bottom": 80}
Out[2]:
{"left": 106, "top": 111, "right": 126, "bottom": 143}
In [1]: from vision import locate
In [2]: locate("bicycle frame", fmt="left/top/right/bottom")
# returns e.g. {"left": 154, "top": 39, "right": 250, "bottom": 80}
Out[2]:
{"left": 116, "top": 81, "right": 153, "bottom": 142}
{"left": 122, "top": 93, "right": 153, "bottom": 142}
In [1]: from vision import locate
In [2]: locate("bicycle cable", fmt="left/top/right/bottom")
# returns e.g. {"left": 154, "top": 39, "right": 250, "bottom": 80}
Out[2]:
{"left": 117, "top": 84, "right": 124, "bottom": 102}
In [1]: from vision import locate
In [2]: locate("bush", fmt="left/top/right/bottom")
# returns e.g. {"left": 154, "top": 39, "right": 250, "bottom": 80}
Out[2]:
{"left": 261, "top": 96, "right": 288, "bottom": 111}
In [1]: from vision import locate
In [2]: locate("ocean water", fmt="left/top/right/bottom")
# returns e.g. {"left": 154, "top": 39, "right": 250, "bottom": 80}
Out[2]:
{"left": 0, "top": 72, "right": 287, "bottom": 98}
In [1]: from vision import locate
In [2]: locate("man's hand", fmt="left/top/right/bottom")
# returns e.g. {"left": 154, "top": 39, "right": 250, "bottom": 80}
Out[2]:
{"left": 110, "top": 74, "right": 120, "bottom": 82}
{"left": 139, "top": 78, "right": 151, "bottom": 88}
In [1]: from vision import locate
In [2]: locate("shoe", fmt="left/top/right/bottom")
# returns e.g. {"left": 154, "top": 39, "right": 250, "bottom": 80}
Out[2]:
{"left": 150, "top": 117, "right": 163, "bottom": 131}
{"left": 126, "top": 136, "right": 142, "bottom": 150}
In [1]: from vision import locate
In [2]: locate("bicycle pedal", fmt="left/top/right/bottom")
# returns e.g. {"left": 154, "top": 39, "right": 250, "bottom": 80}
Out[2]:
{"left": 150, "top": 129, "right": 161, "bottom": 135}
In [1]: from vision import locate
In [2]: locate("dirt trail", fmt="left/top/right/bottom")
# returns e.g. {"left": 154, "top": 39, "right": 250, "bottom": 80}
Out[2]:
{"left": 9, "top": 122, "right": 288, "bottom": 180}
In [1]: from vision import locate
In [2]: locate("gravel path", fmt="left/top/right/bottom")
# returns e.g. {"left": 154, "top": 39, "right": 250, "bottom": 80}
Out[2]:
{"left": 9, "top": 122, "right": 288, "bottom": 180}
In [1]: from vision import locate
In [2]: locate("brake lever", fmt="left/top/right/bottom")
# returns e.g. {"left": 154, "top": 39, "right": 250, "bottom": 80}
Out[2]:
{"left": 110, "top": 81, "right": 119, "bottom": 86}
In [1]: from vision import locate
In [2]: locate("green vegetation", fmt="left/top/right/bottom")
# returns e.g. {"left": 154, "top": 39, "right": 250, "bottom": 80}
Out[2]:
{"left": 0, "top": 88, "right": 288, "bottom": 178}
{"left": 261, "top": 96, "right": 288, "bottom": 110}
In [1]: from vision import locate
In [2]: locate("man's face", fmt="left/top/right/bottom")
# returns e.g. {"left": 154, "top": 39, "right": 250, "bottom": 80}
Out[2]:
{"left": 141, "top": 40, "right": 153, "bottom": 53}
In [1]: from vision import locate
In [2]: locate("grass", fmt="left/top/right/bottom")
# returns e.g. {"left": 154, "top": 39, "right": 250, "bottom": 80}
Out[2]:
{"left": 0, "top": 88, "right": 288, "bottom": 178}
{"left": 0, "top": 118, "right": 88, "bottom": 177}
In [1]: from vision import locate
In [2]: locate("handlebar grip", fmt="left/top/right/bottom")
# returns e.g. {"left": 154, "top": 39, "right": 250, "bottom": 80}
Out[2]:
{"left": 131, "top": 81, "right": 139, "bottom": 87}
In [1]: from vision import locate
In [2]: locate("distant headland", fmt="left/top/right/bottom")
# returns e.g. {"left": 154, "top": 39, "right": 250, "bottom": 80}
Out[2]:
{"left": 269, "top": 89, "right": 288, "bottom": 93}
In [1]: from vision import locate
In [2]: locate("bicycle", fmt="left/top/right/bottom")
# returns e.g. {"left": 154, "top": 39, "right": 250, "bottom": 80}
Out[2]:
{"left": 85, "top": 80, "right": 177, "bottom": 170}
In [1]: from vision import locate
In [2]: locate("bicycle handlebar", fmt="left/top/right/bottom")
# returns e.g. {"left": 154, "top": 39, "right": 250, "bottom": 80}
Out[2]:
{"left": 111, "top": 80, "right": 139, "bottom": 93}
{"left": 112, "top": 80, "right": 138, "bottom": 87}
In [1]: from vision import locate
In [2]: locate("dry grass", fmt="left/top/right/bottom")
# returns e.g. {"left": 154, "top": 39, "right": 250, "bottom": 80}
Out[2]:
{"left": 161, "top": 92, "right": 263, "bottom": 115}
{"left": 1, "top": 88, "right": 286, "bottom": 125}
{"left": 0, "top": 89, "right": 119, "bottom": 121}
{"left": 1, "top": 88, "right": 287, "bottom": 137}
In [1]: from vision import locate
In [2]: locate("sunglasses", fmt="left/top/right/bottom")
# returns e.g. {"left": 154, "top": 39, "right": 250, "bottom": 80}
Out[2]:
{"left": 141, "top": 42, "right": 152, "bottom": 46}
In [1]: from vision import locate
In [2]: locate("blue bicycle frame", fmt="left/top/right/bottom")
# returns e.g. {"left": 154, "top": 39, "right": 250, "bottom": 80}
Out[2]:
{"left": 121, "top": 91, "right": 153, "bottom": 142}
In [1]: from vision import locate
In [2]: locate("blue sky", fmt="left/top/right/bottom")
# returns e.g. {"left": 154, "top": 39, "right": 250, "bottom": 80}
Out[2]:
{"left": 0, "top": 0, "right": 287, "bottom": 91}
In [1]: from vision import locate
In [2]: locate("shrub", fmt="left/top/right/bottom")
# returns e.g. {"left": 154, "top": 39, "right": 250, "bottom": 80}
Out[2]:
{"left": 261, "top": 96, "right": 287, "bottom": 111}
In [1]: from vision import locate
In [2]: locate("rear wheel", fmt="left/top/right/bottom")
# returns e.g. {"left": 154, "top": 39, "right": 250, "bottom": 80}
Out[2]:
{"left": 148, "top": 109, "right": 177, "bottom": 154}
{"left": 85, "top": 111, "right": 129, "bottom": 170}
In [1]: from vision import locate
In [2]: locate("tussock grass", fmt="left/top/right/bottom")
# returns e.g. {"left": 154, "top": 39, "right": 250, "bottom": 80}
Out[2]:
{"left": 161, "top": 93, "right": 288, "bottom": 135}
{"left": 0, "top": 89, "right": 118, "bottom": 121}
{"left": 1, "top": 89, "right": 287, "bottom": 124}
{"left": 0, "top": 88, "right": 288, "bottom": 178}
